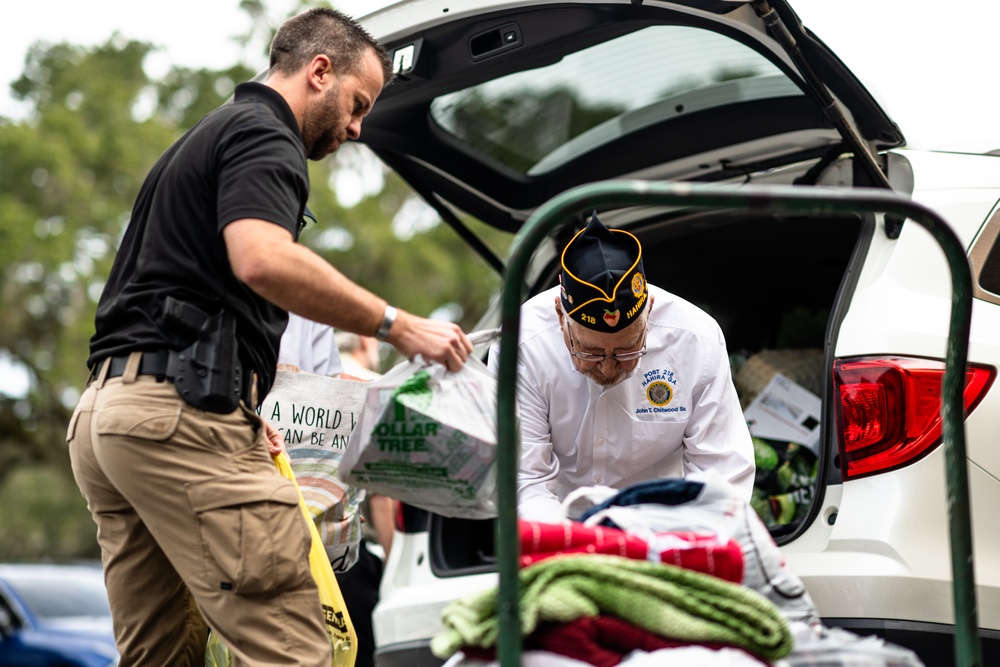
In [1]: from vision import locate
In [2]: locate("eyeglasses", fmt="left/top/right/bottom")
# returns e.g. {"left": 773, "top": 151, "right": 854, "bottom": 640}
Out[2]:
{"left": 567, "top": 327, "right": 648, "bottom": 363}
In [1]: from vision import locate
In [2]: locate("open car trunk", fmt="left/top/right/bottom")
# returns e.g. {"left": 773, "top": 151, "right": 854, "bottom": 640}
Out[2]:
{"left": 426, "top": 205, "right": 868, "bottom": 576}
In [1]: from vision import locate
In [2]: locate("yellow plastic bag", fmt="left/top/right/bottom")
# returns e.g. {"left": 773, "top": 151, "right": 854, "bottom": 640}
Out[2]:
{"left": 205, "top": 452, "right": 358, "bottom": 667}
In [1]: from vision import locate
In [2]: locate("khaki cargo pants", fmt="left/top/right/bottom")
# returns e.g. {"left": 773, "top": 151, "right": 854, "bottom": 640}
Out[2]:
{"left": 67, "top": 352, "right": 332, "bottom": 666}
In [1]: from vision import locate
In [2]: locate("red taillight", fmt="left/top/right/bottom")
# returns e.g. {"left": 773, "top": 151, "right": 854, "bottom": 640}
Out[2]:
{"left": 393, "top": 499, "right": 405, "bottom": 533}
{"left": 393, "top": 500, "right": 431, "bottom": 533}
{"left": 834, "top": 357, "right": 995, "bottom": 480}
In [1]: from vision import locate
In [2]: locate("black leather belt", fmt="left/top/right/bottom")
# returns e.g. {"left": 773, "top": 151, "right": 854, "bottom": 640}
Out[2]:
{"left": 92, "top": 350, "right": 259, "bottom": 410}
{"left": 98, "top": 351, "right": 173, "bottom": 381}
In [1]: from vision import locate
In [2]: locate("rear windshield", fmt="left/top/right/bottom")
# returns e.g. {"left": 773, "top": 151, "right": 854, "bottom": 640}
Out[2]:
{"left": 430, "top": 24, "right": 800, "bottom": 176}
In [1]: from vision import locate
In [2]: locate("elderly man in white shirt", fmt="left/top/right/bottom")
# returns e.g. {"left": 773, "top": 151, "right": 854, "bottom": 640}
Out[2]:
{"left": 489, "top": 213, "right": 754, "bottom": 523}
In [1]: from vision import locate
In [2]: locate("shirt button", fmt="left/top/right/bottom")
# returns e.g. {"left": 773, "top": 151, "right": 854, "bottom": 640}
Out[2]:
{"left": 597, "top": 438, "right": 605, "bottom": 446}
{"left": 595, "top": 476, "right": 603, "bottom": 484}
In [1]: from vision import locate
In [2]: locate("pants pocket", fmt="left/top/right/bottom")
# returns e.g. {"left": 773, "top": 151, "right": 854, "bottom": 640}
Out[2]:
{"left": 95, "top": 399, "right": 182, "bottom": 441}
{"left": 186, "top": 472, "right": 312, "bottom": 595}
{"left": 66, "top": 410, "right": 81, "bottom": 443}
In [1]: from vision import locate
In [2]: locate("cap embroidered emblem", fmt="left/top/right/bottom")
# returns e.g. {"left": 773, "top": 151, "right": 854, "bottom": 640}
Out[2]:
{"left": 631, "top": 272, "right": 645, "bottom": 297}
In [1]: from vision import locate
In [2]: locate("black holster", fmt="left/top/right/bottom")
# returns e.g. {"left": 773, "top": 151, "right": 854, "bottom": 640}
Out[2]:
{"left": 162, "top": 296, "right": 242, "bottom": 413}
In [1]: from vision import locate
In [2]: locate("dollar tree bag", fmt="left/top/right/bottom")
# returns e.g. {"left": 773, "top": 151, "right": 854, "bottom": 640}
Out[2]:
{"left": 206, "top": 451, "right": 357, "bottom": 667}
{"left": 337, "top": 354, "right": 499, "bottom": 519}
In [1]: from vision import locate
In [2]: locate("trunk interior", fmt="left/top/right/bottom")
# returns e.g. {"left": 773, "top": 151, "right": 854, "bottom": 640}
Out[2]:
{"left": 428, "top": 208, "right": 870, "bottom": 577}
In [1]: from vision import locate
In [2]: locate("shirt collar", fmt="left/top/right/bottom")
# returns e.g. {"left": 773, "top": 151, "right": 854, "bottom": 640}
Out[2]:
{"left": 234, "top": 81, "right": 301, "bottom": 139}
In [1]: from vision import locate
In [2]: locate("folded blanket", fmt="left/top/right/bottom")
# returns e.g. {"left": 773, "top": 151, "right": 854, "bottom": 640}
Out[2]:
{"left": 519, "top": 520, "right": 744, "bottom": 583}
{"left": 431, "top": 554, "right": 792, "bottom": 662}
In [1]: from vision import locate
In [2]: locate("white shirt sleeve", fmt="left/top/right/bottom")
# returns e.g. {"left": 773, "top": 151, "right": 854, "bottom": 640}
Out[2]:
{"left": 488, "top": 338, "right": 565, "bottom": 522}
{"left": 277, "top": 314, "right": 344, "bottom": 376}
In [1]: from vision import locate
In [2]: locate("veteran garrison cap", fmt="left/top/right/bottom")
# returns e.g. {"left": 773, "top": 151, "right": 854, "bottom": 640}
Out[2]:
{"left": 559, "top": 211, "right": 648, "bottom": 333}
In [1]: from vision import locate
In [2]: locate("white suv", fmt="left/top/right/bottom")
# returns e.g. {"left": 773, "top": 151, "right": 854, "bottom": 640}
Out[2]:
{"left": 351, "top": 1, "right": 1000, "bottom": 665}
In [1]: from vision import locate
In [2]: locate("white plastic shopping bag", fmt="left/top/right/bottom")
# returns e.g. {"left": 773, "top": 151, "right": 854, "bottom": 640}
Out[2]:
{"left": 338, "top": 353, "right": 499, "bottom": 519}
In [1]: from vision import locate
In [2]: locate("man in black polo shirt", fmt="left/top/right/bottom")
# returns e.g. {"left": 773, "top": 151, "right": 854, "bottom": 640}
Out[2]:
{"left": 66, "top": 8, "right": 472, "bottom": 666}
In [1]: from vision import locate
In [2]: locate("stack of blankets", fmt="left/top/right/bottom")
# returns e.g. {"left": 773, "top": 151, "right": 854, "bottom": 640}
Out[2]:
{"left": 431, "top": 472, "right": 924, "bottom": 667}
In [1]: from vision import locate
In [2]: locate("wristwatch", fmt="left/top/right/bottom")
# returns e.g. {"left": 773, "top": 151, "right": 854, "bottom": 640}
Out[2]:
{"left": 375, "top": 305, "right": 397, "bottom": 342}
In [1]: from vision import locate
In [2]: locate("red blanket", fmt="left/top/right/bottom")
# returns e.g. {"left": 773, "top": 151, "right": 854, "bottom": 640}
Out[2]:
{"left": 519, "top": 520, "right": 744, "bottom": 583}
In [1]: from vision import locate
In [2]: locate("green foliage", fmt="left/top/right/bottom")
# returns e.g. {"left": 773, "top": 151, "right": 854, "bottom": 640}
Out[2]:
{"left": 0, "top": 36, "right": 250, "bottom": 484}
{"left": 442, "top": 86, "right": 622, "bottom": 173}
{"left": 0, "top": 34, "right": 261, "bottom": 559}
{"left": 0, "top": 464, "right": 99, "bottom": 562}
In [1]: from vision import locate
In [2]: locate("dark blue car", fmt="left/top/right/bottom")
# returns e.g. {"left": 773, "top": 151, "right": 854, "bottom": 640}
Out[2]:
{"left": 0, "top": 563, "right": 118, "bottom": 667}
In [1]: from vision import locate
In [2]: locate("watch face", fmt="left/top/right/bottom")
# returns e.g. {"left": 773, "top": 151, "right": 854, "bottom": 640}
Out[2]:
{"left": 377, "top": 305, "right": 397, "bottom": 341}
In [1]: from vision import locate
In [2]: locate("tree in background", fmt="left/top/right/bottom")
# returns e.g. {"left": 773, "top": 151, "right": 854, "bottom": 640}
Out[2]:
{"left": 0, "top": 35, "right": 260, "bottom": 558}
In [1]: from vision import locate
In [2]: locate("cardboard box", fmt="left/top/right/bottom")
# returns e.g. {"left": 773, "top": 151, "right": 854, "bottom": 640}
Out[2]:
{"left": 743, "top": 373, "right": 821, "bottom": 454}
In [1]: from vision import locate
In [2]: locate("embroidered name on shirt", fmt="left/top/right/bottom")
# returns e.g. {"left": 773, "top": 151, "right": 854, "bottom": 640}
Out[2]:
{"left": 642, "top": 369, "right": 677, "bottom": 387}
{"left": 636, "top": 368, "right": 687, "bottom": 415}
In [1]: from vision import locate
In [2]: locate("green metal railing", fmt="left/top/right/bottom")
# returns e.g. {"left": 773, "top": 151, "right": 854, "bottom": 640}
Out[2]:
{"left": 494, "top": 180, "right": 982, "bottom": 667}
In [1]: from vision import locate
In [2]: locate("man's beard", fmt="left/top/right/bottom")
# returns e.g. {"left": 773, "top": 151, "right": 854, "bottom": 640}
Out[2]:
{"left": 579, "top": 365, "right": 627, "bottom": 388}
{"left": 302, "top": 86, "right": 348, "bottom": 160}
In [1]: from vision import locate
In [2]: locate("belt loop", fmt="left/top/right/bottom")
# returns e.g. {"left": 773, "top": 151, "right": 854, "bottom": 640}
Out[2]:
{"left": 248, "top": 371, "right": 260, "bottom": 412}
{"left": 122, "top": 351, "right": 143, "bottom": 384}
{"left": 95, "top": 357, "right": 112, "bottom": 389}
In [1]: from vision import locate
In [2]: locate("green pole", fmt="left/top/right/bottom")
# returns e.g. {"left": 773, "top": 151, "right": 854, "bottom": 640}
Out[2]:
{"left": 495, "top": 180, "right": 980, "bottom": 667}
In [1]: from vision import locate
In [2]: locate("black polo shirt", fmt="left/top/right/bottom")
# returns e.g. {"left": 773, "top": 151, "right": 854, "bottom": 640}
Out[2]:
{"left": 88, "top": 82, "right": 309, "bottom": 396}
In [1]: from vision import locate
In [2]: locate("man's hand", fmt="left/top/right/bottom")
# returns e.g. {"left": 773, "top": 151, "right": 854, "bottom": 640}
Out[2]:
{"left": 223, "top": 220, "right": 471, "bottom": 370}
{"left": 263, "top": 420, "right": 286, "bottom": 456}
{"left": 387, "top": 310, "right": 473, "bottom": 372}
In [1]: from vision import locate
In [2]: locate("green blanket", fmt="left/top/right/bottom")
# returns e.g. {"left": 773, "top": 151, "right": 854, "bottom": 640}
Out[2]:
{"left": 431, "top": 554, "right": 792, "bottom": 662}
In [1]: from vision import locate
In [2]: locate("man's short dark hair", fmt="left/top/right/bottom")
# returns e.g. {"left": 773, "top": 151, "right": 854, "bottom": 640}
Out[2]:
{"left": 269, "top": 7, "right": 393, "bottom": 86}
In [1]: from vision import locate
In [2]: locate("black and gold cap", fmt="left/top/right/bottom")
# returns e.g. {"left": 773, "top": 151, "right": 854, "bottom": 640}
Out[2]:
{"left": 559, "top": 211, "right": 648, "bottom": 333}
